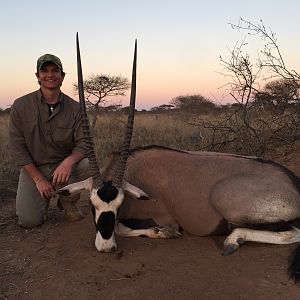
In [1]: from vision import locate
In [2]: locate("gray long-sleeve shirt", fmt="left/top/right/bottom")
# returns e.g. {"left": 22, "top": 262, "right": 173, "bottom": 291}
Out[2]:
{"left": 9, "top": 90, "right": 89, "bottom": 168}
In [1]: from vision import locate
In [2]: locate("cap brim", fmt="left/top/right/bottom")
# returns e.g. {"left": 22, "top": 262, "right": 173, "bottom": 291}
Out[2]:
{"left": 38, "top": 61, "right": 62, "bottom": 70}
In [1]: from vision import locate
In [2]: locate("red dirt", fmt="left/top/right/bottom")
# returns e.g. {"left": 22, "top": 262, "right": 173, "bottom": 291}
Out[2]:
{"left": 1, "top": 142, "right": 300, "bottom": 299}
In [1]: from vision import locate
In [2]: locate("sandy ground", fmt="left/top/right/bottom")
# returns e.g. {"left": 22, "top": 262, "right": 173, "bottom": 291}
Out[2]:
{"left": 1, "top": 142, "right": 300, "bottom": 300}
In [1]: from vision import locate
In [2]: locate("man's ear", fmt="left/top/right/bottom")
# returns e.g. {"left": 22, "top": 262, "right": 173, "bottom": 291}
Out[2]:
{"left": 35, "top": 72, "right": 41, "bottom": 85}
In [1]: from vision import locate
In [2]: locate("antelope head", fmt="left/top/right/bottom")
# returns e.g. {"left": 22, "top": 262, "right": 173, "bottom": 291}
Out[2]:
{"left": 70, "top": 33, "right": 137, "bottom": 252}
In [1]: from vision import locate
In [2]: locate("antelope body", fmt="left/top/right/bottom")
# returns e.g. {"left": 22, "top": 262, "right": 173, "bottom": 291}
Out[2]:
{"left": 107, "top": 146, "right": 300, "bottom": 239}
{"left": 60, "top": 34, "right": 300, "bottom": 283}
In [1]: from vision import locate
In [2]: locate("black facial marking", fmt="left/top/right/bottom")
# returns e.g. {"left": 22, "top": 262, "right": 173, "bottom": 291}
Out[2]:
{"left": 96, "top": 211, "right": 116, "bottom": 239}
{"left": 97, "top": 181, "right": 118, "bottom": 203}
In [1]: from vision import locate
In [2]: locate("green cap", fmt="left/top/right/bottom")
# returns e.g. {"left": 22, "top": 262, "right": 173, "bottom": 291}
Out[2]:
{"left": 36, "top": 54, "right": 63, "bottom": 71}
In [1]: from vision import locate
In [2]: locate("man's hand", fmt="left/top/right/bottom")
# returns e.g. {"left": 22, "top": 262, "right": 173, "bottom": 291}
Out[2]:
{"left": 52, "top": 157, "right": 74, "bottom": 185}
{"left": 23, "top": 163, "right": 55, "bottom": 201}
{"left": 35, "top": 178, "right": 55, "bottom": 201}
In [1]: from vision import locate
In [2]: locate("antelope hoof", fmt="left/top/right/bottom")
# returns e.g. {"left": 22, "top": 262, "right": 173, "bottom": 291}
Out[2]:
{"left": 155, "top": 225, "right": 182, "bottom": 239}
{"left": 237, "top": 237, "right": 245, "bottom": 245}
{"left": 222, "top": 243, "right": 239, "bottom": 256}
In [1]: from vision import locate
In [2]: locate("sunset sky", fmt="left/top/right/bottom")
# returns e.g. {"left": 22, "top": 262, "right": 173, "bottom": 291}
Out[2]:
{"left": 1, "top": 0, "right": 300, "bottom": 110}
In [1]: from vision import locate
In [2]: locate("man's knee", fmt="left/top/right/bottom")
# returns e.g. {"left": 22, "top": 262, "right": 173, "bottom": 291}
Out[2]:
{"left": 71, "top": 158, "right": 91, "bottom": 182}
{"left": 16, "top": 197, "right": 47, "bottom": 228}
{"left": 17, "top": 213, "right": 45, "bottom": 229}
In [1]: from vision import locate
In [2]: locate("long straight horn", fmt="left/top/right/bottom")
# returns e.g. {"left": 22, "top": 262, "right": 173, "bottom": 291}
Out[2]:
{"left": 76, "top": 33, "right": 102, "bottom": 188}
{"left": 114, "top": 40, "right": 137, "bottom": 187}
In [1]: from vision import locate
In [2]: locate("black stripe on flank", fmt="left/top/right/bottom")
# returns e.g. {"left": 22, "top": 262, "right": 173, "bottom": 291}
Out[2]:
{"left": 120, "top": 218, "right": 158, "bottom": 230}
{"left": 96, "top": 211, "right": 115, "bottom": 239}
{"left": 229, "top": 220, "right": 296, "bottom": 232}
{"left": 97, "top": 181, "right": 118, "bottom": 203}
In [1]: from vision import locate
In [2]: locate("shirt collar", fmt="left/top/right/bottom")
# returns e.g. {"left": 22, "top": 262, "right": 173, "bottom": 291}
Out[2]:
{"left": 37, "top": 89, "right": 65, "bottom": 106}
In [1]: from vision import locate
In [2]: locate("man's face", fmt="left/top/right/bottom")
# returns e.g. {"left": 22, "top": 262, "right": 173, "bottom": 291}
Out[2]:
{"left": 35, "top": 62, "right": 65, "bottom": 89}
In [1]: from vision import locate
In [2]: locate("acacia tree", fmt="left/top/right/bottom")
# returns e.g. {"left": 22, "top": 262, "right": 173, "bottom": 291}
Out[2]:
{"left": 196, "top": 18, "right": 300, "bottom": 155}
{"left": 254, "top": 79, "right": 300, "bottom": 113}
{"left": 74, "top": 74, "right": 130, "bottom": 129}
{"left": 170, "top": 94, "right": 216, "bottom": 113}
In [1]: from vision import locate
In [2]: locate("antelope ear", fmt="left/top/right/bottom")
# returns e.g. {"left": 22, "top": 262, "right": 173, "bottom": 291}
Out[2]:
{"left": 56, "top": 177, "right": 93, "bottom": 196}
{"left": 86, "top": 177, "right": 93, "bottom": 192}
{"left": 123, "top": 180, "right": 150, "bottom": 200}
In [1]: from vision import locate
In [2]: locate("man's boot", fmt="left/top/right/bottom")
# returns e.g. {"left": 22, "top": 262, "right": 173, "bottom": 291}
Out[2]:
{"left": 57, "top": 194, "right": 84, "bottom": 221}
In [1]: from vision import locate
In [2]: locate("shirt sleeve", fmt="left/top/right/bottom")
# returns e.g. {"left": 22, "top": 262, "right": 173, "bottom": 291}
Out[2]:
{"left": 72, "top": 109, "right": 91, "bottom": 157}
{"left": 9, "top": 104, "right": 34, "bottom": 167}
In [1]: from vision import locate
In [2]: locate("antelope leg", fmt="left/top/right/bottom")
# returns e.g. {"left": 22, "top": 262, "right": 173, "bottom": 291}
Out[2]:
{"left": 222, "top": 227, "right": 300, "bottom": 256}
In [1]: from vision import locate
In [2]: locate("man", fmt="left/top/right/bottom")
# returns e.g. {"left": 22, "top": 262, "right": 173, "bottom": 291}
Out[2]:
{"left": 9, "top": 54, "right": 90, "bottom": 228}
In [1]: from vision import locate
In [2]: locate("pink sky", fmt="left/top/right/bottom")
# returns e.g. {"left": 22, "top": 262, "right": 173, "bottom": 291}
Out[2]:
{"left": 1, "top": 56, "right": 228, "bottom": 110}
{"left": 1, "top": 1, "right": 299, "bottom": 110}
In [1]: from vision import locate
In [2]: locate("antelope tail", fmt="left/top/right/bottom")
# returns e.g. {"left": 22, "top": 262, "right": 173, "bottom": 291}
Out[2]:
{"left": 289, "top": 244, "right": 300, "bottom": 283}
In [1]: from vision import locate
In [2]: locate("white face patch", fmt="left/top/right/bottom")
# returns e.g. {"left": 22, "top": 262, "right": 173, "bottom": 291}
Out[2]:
{"left": 91, "top": 188, "right": 124, "bottom": 252}
{"left": 95, "top": 231, "right": 117, "bottom": 252}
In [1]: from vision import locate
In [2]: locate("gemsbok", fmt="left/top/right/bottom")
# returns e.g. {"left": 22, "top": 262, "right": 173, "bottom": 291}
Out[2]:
{"left": 59, "top": 34, "right": 300, "bottom": 283}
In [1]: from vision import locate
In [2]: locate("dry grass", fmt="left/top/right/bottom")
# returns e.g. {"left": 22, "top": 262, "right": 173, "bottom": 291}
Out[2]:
{"left": 0, "top": 111, "right": 203, "bottom": 191}
{"left": 0, "top": 114, "right": 19, "bottom": 194}
{"left": 91, "top": 112, "right": 203, "bottom": 164}
{"left": 1, "top": 108, "right": 298, "bottom": 192}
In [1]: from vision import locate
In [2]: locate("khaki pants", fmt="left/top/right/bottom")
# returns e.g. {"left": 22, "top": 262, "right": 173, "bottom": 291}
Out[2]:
{"left": 16, "top": 158, "right": 90, "bottom": 228}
